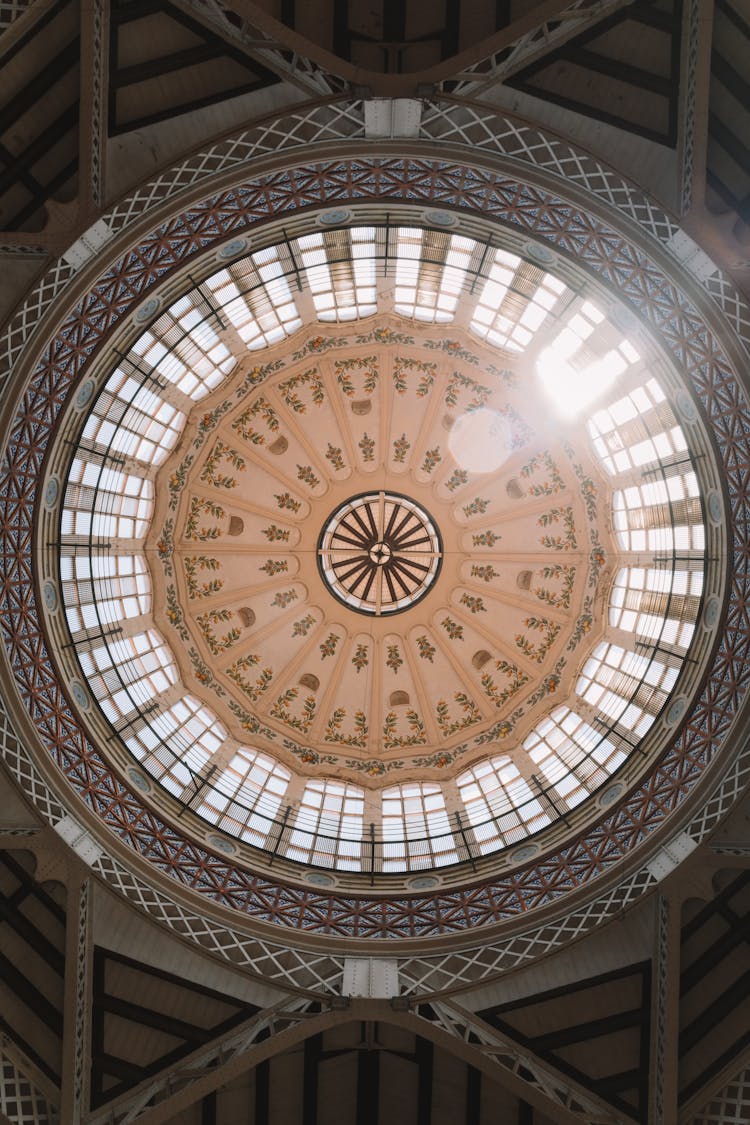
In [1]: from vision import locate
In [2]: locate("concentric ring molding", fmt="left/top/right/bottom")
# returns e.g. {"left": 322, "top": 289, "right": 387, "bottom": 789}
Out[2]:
{"left": 0, "top": 109, "right": 745, "bottom": 967}
{"left": 45, "top": 242, "right": 710, "bottom": 869}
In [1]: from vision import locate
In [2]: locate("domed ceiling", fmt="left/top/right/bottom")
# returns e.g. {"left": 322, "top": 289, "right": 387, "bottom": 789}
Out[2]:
{"left": 46, "top": 222, "right": 711, "bottom": 878}
{"left": 153, "top": 323, "right": 609, "bottom": 776}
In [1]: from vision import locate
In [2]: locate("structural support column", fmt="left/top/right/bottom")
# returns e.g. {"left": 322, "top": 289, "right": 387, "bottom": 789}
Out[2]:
{"left": 649, "top": 893, "right": 682, "bottom": 1124}
{"left": 677, "top": 0, "right": 714, "bottom": 215}
{"left": 60, "top": 876, "right": 93, "bottom": 1124}
{"left": 78, "top": 0, "right": 109, "bottom": 221}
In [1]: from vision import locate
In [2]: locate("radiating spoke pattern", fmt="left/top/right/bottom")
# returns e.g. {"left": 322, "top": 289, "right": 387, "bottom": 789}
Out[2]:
{"left": 318, "top": 491, "right": 442, "bottom": 615}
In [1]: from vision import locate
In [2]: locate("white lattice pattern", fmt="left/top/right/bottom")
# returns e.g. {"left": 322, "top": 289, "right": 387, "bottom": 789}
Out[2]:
{"left": 3, "top": 99, "right": 750, "bottom": 384}
{"left": 92, "top": 850, "right": 347, "bottom": 994}
{"left": 0, "top": 0, "right": 33, "bottom": 30}
{"left": 84, "top": 996, "right": 316, "bottom": 1124}
{"left": 688, "top": 1064, "right": 750, "bottom": 1125}
{"left": 396, "top": 864, "right": 657, "bottom": 995}
{"left": 0, "top": 1043, "right": 58, "bottom": 1125}
{"left": 426, "top": 1001, "right": 620, "bottom": 1123}
{"left": 687, "top": 747, "right": 750, "bottom": 844}
{"left": 2, "top": 96, "right": 750, "bottom": 989}
{"left": 448, "top": 0, "right": 636, "bottom": 96}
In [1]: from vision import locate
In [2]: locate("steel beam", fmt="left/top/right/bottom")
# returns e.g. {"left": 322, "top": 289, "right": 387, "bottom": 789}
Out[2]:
{"left": 445, "top": 0, "right": 639, "bottom": 96}
{"left": 254, "top": 1058, "right": 269, "bottom": 1125}
{"left": 0, "top": 952, "right": 63, "bottom": 1034}
{"left": 61, "top": 877, "right": 93, "bottom": 1124}
{"left": 83, "top": 997, "right": 328, "bottom": 1124}
{"left": 465, "top": 1065, "right": 481, "bottom": 1125}
{"left": 78, "top": 0, "right": 108, "bottom": 218}
{"left": 677, "top": 0, "right": 715, "bottom": 215}
{"left": 302, "top": 1031, "right": 321, "bottom": 1125}
{"left": 183, "top": 0, "right": 636, "bottom": 97}
{"left": 356, "top": 1033, "right": 379, "bottom": 1125}
{"left": 80, "top": 996, "right": 632, "bottom": 1125}
{"left": 0, "top": 887, "right": 65, "bottom": 975}
{"left": 0, "top": 0, "right": 69, "bottom": 64}
{"left": 649, "top": 894, "right": 681, "bottom": 1125}
{"left": 167, "top": 0, "right": 341, "bottom": 95}
{"left": 679, "top": 968, "right": 750, "bottom": 1056}
{"left": 408, "top": 1002, "right": 630, "bottom": 1125}
{"left": 416, "top": 1035, "right": 433, "bottom": 1125}
{"left": 678, "top": 1045, "right": 750, "bottom": 1121}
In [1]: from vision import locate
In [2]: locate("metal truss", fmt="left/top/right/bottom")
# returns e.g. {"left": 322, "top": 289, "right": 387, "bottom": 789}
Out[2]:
{"left": 411, "top": 1000, "right": 630, "bottom": 1124}
{"left": 83, "top": 996, "right": 323, "bottom": 1124}
{"left": 682, "top": 1057, "right": 750, "bottom": 1124}
{"left": 443, "top": 0, "right": 638, "bottom": 96}
{"left": 170, "top": 0, "right": 344, "bottom": 96}
{"left": 65, "top": 880, "right": 92, "bottom": 1123}
{"left": 649, "top": 894, "right": 681, "bottom": 1123}
{"left": 710, "top": 844, "right": 750, "bottom": 859}
{"left": 78, "top": 0, "right": 108, "bottom": 215}
{"left": 678, "top": 0, "right": 703, "bottom": 216}
{"left": 0, "top": 1035, "right": 60, "bottom": 1125}
{"left": 78, "top": 994, "right": 631, "bottom": 1125}
{"left": 0, "top": 0, "right": 34, "bottom": 33}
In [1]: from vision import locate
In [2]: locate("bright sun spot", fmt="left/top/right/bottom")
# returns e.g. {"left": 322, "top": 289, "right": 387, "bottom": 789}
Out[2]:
{"left": 448, "top": 408, "right": 513, "bottom": 473}
{"left": 537, "top": 346, "right": 628, "bottom": 419}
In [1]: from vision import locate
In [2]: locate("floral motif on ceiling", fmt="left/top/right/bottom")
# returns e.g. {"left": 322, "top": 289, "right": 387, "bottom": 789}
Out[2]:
{"left": 0, "top": 146, "right": 730, "bottom": 930}
{"left": 149, "top": 321, "right": 614, "bottom": 783}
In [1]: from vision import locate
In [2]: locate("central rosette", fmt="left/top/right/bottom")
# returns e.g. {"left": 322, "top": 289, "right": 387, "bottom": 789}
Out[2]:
{"left": 318, "top": 491, "right": 443, "bottom": 615}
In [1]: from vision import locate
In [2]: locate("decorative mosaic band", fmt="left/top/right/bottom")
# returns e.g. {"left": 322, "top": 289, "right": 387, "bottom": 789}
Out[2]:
{"left": 0, "top": 149, "right": 748, "bottom": 942}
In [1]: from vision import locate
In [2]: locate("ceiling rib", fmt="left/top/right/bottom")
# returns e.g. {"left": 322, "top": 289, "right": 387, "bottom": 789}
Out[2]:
{"left": 477, "top": 961, "right": 651, "bottom": 1121}
{"left": 504, "top": 1, "right": 682, "bottom": 148}
{"left": 107, "top": 0, "right": 281, "bottom": 136}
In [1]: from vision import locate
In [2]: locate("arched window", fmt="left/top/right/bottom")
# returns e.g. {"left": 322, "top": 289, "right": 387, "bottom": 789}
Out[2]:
{"left": 470, "top": 247, "right": 567, "bottom": 350}
{"left": 381, "top": 782, "right": 457, "bottom": 870}
{"left": 523, "top": 707, "right": 626, "bottom": 809}
{"left": 609, "top": 566, "right": 701, "bottom": 653}
{"left": 61, "top": 553, "right": 150, "bottom": 635}
{"left": 298, "top": 228, "right": 377, "bottom": 321}
{"left": 81, "top": 368, "right": 185, "bottom": 466}
{"left": 286, "top": 779, "right": 364, "bottom": 869}
{"left": 457, "top": 758, "right": 549, "bottom": 854}
{"left": 204, "top": 247, "right": 301, "bottom": 347}
{"left": 62, "top": 459, "right": 153, "bottom": 542}
{"left": 588, "top": 380, "right": 686, "bottom": 476}
{"left": 197, "top": 747, "right": 290, "bottom": 847}
{"left": 576, "top": 642, "right": 678, "bottom": 738}
{"left": 78, "top": 629, "right": 177, "bottom": 722}
{"left": 124, "top": 695, "right": 223, "bottom": 797}
{"left": 393, "top": 227, "right": 473, "bottom": 323}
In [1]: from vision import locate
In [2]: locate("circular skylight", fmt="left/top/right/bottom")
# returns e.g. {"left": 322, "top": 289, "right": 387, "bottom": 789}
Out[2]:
{"left": 42, "top": 220, "right": 715, "bottom": 879}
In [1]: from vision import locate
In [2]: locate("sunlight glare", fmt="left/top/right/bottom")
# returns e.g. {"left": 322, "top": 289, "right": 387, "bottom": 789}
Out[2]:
{"left": 448, "top": 408, "right": 513, "bottom": 474}
{"left": 537, "top": 347, "right": 626, "bottom": 419}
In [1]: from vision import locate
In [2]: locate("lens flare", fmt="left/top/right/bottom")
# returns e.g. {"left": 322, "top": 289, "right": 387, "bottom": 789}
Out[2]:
{"left": 448, "top": 408, "right": 513, "bottom": 473}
